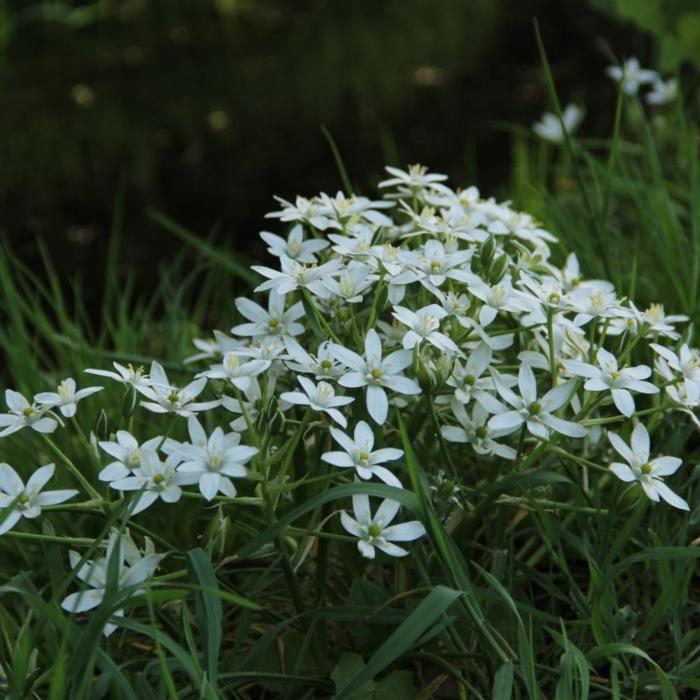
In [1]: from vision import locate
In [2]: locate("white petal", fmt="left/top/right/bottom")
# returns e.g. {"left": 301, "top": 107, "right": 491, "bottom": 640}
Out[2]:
{"left": 609, "top": 462, "right": 636, "bottom": 482}
{"left": 631, "top": 423, "right": 650, "bottom": 463}
{"left": 366, "top": 385, "right": 388, "bottom": 425}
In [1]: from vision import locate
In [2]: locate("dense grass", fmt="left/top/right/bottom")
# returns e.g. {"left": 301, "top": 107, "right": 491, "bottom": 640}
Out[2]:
{"left": 1, "top": 69, "right": 699, "bottom": 700}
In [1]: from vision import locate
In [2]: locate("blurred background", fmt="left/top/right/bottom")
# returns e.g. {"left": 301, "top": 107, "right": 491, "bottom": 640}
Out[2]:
{"left": 0, "top": 0, "right": 698, "bottom": 309}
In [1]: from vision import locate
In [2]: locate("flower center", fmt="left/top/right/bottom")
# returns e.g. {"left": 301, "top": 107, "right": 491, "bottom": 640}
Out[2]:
{"left": 549, "top": 291, "right": 560, "bottom": 303}
{"left": 610, "top": 370, "right": 620, "bottom": 380}
{"left": 22, "top": 406, "right": 34, "bottom": 417}
{"left": 371, "top": 368, "right": 383, "bottom": 380}
{"left": 268, "top": 318, "right": 280, "bottom": 328}
{"left": 368, "top": 523, "right": 382, "bottom": 539}
{"left": 153, "top": 473, "right": 166, "bottom": 486}
{"left": 475, "top": 426, "right": 488, "bottom": 439}
{"left": 358, "top": 450, "right": 369, "bottom": 462}
{"left": 641, "top": 463, "right": 653, "bottom": 475}
{"left": 321, "top": 359, "right": 332, "bottom": 370}
{"left": 528, "top": 401, "right": 542, "bottom": 415}
{"left": 465, "top": 374, "right": 476, "bottom": 386}
{"left": 168, "top": 391, "right": 180, "bottom": 404}
{"left": 18, "top": 493, "right": 29, "bottom": 505}
{"left": 57, "top": 381, "right": 72, "bottom": 399}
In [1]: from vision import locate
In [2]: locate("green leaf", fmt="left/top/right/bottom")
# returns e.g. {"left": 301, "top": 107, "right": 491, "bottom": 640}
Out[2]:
{"left": 187, "top": 548, "right": 223, "bottom": 687}
{"left": 331, "top": 653, "right": 375, "bottom": 700}
{"left": 333, "top": 585, "right": 462, "bottom": 700}
{"left": 491, "top": 661, "right": 514, "bottom": 700}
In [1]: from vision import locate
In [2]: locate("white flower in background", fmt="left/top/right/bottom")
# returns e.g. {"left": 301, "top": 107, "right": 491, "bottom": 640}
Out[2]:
{"left": 0, "top": 390, "right": 58, "bottom": 438}
{"left": 481, "top": 366, "right": 586, "bottom": 440}
{"left": 651, "top": 343, "right": 700, "bottom": 396}
{"left": 645, "top": 77, "right": 677, "bottom": 105}
{"left": 558, "top": 252, "right": 614, "bottom": 293}
{"left": 566, "top": 287, "right": 629, "bottom": 326}
{"left": 110, "top": 450, "right": 196, "bottom": 514}
{"left": 392, "top": 304, "right": 460, "bottom": 354}
{"left": 85, "top": 361, "right": 151, "bottom": 388}
{"left": 606, "top": 57, "right": 658, "bottom": 96}
{"left": 467, "top": 276, "right": 535, "bottom": 327}
{"left": 35, "top": 377, "right": 103, "bottom": 418}
{"left": 446, "top": 342, "right": 492, "bottom": 404}
{"left": 197, "top": 351, "right": 269, "bottom": 390}
{"left": 378, "top": 164, "right": 449, "bottom": 195}
{"left": 252, "top": 256, "right": 343, "bottom": 299}
{"left": 328, "top": 227, "right": 375, "bottom": 258}
{"left": 564, "top": 347, "right": 658, "bottom": 417}
{"left": 184, "top": 331, "right": 246, "bottom": 364}
{"left": 98, "top": 431, "right": 163, "bottom": 482}
{"left": 221, "top": 378, "right": 263, "bottom": 432}
{"left": 316, "top": 191, "right": 394, "bottom": 228}
{"left": 608, "top": 423, "right": 688, "bottom": 510}
{"left": 232, "top": 291, "right": 305, "bottom": 339}
{"left": 441, "top": 399, "right": 517, "bottom": 460}
{"left": 171, "top": 417, "right": 257, "bottom": 500}
{"left": 640, "top": 303, "right": 688, "bottom": 338}
{"left": 329, "top": 329, "right": 420, "bottom": 425}
{"left": 322, "top": 421, "right": 403, "bottom": 487}
{"left": 340, "top": 495, "right": 426, "bottom": 559}
{"left": 61, "top": 531, "right": 161, "bottom": 636}
{"left": 532, "top": 104, "right": 584, "bottom": 143}
{"left": 0, "top": 463, "right": 77, "bottom": 535}
{"left": 259, "top": 223, "right": 329, "bottom": 263}
{"left": 266, "top": 195, "right": 335, "bottom": 230}
{"left": 284, "top": 338, "right": 344, "bottom": 381}
{"left": 324, "top": 261, "right": 378, "bottom": 303}
{"left": 137, "top": 362, "right": 220, "bottom": 417}
{"left": 280, "top": 376, "right": 354, "bottom": 427}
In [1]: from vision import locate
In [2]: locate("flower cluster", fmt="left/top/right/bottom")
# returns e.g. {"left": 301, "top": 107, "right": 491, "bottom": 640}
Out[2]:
{"left": 0, "top": 161, "right": 696, "bottom": 637}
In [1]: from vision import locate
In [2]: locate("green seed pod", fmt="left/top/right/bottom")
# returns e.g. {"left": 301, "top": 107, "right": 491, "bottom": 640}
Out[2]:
{"left": 490, "top": 253, "right": 509, "bottom": 283}
{"left": 480, "top": 234, "right": 496, "bottom": 267}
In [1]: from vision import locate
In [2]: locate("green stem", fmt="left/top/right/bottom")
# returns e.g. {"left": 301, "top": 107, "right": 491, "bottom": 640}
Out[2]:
{"left": 41, "top": 435, "right": 102, "bottom": 501}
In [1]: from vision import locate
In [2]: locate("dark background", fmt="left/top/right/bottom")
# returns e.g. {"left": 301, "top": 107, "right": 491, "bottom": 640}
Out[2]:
{"left": 0, "top": 0, "right": 649, "bottom": 300}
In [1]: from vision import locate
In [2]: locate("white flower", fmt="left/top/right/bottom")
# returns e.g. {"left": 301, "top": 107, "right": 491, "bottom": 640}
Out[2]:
{"left": 98, "top": 431, "right": 163, "bottom": 482}
{"left": 61, "top": 531, "right": 161, "bottom": 635}
{"left": 532, "top": 104, "right": 584, "bottom": 143}
{"left": 466, "top": 276, "right": 535, "bottom": 327}
{"left": 340, "top": 495, "right": 425, "bottom": 559}
{"left": 411, "top": 239, "right": 473, "bottom": 288}
{"left": 110, "top": 449, "right": 196, "bottom": 514}
{"left": 266, "top": 195, "right": 335, "bottom": 230}
{"left": 565, "top": 288, "right": 630, "bottom": 326}
{"left": 184, "top": 331, "right": 246, "bottom": 364}
{"left": 232, "top": 291, "right": 305, "bottom": 339}
{"left": 221, "top": 378, "right": 263, "bottom": 431}
{"left": 137, "top": 362, "right": 220, "bottom": 417}
{"left": 172, "top": 417, "right": 257, "bottom": 501}
{"left": 378, "top": 164, "right": 449, "bottom": 194}
{"left": 441, "top": 399, "right": 516, "bottom": 460}
{"left": 651, "top": 343, "right": 700, "bottom": 397}
{"left": 284, "top": 338, "right": 344, "bottom": 381}
{"left": 252, "top": 256, "right": 343, "bottom": 299}
{"left": 0, "top": 463, "right": 77, "bottom": 534}
{"left": 481, "top": 365, "right": 586, "bottom": 440}
{"left": 322, "top": 421, "right": 403, "bottom": 487}
{"left": 316, "top": 191, "right": 393, "bottom": 228}
{"left": 446, "top": 342, "right": 492, "bottom": 403}
{"left": 35, "top": 377, "right": 102, "bottom": 418}
{"left": 606, "top": 58, "right": 658, "bottom": 96}
{"left": 198, "top": 351, "right": 269, "bottom": 390}
{"left": 85, "top": 361, "right": 151, "bottom": 387}
{"left": 608, "top": 423, "right": 688, "bottom": 510}
{"left": 280, "top": 376, "right": 354, "bottom": 427}
{"left": 0, "top": 390, "right": 58, "bottom": 438}
{"left": 392, "top": 304, "right": 460, "bottom": 354}
{"left": 564, "top": 347, "right": 658, "bottom": 417}
{"left": 259, "top": 223, "right": 328, "bottom": 263}
{"left": 324, "top": 261, "right": 378, "bottom": 303}
{"left": 329, "top": 330, "right": 420, "bottom": 425}
{"left": 645, "top": 77, "right": 677, "bottom": 105}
